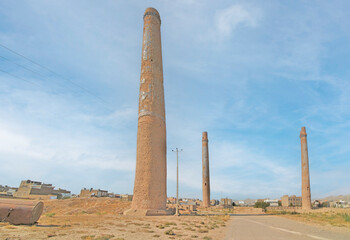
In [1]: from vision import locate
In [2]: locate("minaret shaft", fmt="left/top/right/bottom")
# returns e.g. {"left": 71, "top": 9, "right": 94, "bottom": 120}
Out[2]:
{"left": 300, "top": 127, "right": 312, "bottom": 210}
{"left": 202, "top": 132, "right": 210, "bottom": 207}
{"left": 125, "top": 8, "right": 171, "bottom": 216}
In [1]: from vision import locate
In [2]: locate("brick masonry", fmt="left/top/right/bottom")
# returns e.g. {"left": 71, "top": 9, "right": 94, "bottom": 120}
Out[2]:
{"left": 300, "top": 127, "right": 312, "bottom": 210}
{"left": 125, "top": 8, "right": 171, "bottom": 216}
{"left": 202, "top": 132, "right": 210, "bottom": 207}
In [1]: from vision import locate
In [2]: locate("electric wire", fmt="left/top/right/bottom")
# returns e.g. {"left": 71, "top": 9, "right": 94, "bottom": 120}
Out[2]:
{"left": 0, "top": 55, "right": 50, "bottom": 79}
{"left": 0, "top": 68, "right": 41, "bottom": 87}
{"left": 0, "top": 43, "right": 110, "bottom": 106}
{"left": 0, "top": 55, "right": 80, "bottom": 95}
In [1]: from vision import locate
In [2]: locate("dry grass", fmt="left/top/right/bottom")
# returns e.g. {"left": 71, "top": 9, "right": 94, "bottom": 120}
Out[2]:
{"left": 164, "top": 229, "right": 175, "bottom": 235}
{"left": 268, "top": 208, "right": 350, "bottom": 228}
{"left": 43, "top": 197, "right": 131, "bottom": 215}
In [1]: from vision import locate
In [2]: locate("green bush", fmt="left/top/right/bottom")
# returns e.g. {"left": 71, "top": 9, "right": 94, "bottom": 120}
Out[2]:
{"left": 165, "top": 229, "right": 175, "bottom": 235}
{"left": 254, "top": 202, "right": 270, "bottom": 209}
{"left": 342, "top": 213, "right": 350, "bottom": 222}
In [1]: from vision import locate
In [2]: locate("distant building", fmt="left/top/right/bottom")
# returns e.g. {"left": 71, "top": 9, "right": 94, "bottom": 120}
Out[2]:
{"left": 312, "top": 200, "right": 321, "bottom": 208}
{"left": 281, "top": 195, "right": 302, "bottom": 207}
{"left": 243, "top": 199, "right": 257, "bottom": 206}
{"left": 53, "top": 188, "right": 71, "bottom": 198}
{"left": 182, "top": 198, "right": 201, "bottom": 206}
{"left": 14, "top": 180, "right": 53, "bottom": 198}
{"left": 108, "top": 192, "right": 115, "bottom": 198}
{"left": 13, "top": 180, "right": 71, "bottom": 199}
{"left": 220, "top": 198, "right": 233, "bottom": 208}
{"left": 331, "top": 200, "right": 350, "bottom": 208}
{"left": 80, "top": 188, "right": 108, "bottom": 198}
{"left": 264, "top": 199, "right": 279, "bottom": 207}
{"left": 181, "top": 202, "right": 197, "bottom": 211}
{"left": 120, "top": 194, "right": 133, "bottom": 201}
{"left": 167, "top": 197, "right": 201, "bottom": 206}
{"left": 114, "top": 193, "right": 133, "bottom": 200}
{"left": 0, "top": 185, "right": 18, "bottom": 197}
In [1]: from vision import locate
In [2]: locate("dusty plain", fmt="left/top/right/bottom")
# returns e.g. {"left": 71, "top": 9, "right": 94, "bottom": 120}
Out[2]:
{"left": 0, "top": 198, "right": 229, "bottom": 240}
{"left": 2, "top": 199, "right": 350, "bottom": 239}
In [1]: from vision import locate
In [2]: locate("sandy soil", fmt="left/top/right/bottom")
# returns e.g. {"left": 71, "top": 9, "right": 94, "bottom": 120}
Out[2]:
{"left": 0, "top": 198, "right": 229, "bottom": 240}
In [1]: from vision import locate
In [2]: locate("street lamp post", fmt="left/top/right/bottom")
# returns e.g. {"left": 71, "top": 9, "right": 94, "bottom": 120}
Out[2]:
{"left": 172, "top": 148, "right": 182, "bottom": 216}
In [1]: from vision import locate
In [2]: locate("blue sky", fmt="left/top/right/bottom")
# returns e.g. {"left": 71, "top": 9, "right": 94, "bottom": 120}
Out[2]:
{"left": 0, "top": 0, "right": 350, "bottom": 200}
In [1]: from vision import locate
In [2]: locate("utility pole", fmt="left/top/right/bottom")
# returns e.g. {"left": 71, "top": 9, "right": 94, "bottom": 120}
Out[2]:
{"left": 172, "top": 148, "right": 182, "bottom": 216}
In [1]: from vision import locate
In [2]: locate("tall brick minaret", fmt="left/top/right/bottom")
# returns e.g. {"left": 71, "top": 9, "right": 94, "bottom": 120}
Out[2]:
{"left": 202, "top": 132, "right": 210, "bottom": 207}
{"left": 125, "top": 8, "right": 171, "bottom": 216}
{"left": 300, "top": 127, "right": 312, "bottom": 210}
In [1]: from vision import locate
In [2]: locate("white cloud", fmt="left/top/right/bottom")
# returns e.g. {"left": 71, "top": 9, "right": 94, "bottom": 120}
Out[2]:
{"left": 0, "top": 128, "right": 31, "bottom": 155}
{"left": 215, "top": 4, "right": 260, "bottom": 37}
{"left": 0, "top": 80, "right": 136, "bottom": 193}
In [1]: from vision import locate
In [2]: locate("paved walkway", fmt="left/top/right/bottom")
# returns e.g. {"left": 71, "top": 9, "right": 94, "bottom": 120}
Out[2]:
{"left": 225, "top": 215, "right": 350, "bottom": 240}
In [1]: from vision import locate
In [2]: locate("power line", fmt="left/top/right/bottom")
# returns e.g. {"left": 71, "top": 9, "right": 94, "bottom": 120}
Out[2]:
{"left": 0, "top": 55, "right": 80, "bottom": 95}
{"left": 0, "top": 65, "right": 114, "bottom": 111}
{"left": 0, "top": 43, "right": 111, "bottom": 106}
{"left": 0, "top": 68, "right": 41, "bottom": 88}
{"left": 0, "top": 55, "right": 48, "bottom": 79}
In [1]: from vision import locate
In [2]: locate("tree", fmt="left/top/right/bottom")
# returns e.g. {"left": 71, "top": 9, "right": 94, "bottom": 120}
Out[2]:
{"left": 254, "top": 201, "right": 270, "bottom": 209}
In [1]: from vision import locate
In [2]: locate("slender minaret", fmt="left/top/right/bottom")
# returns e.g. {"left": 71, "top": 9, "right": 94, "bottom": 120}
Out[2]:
{"left": 300, "top": 127, "right": 312, "bottom": 210}
{"left": 202, "top": 132, "right": 210, "bottom": 207}
{"left": 125, "top": 8, "right": 171, "bottom": 216}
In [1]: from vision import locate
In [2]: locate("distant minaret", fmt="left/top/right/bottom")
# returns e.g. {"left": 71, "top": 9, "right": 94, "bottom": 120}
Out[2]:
{"left": 202, "top": 132, "right": 210, "bottom": 207}
{"left": 125, "top": 8, "right": 171, "bottom": 216}
{"left": 300, "top": 127, "right": 312, "bottom": 210}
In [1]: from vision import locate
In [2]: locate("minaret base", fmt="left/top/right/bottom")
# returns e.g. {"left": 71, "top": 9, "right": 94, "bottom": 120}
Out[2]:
{"left": 124, "top": 208, "right": 175, "bottom": 216}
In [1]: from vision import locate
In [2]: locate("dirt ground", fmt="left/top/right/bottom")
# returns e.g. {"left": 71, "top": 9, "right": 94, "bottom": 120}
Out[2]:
{"left": 0, "top": 198, "right": 229, "bottom": 240}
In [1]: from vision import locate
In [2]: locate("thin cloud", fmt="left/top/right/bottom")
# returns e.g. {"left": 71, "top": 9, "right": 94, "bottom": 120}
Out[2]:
{"left": 215, "top": 4, "right": 261, "bottom": 38}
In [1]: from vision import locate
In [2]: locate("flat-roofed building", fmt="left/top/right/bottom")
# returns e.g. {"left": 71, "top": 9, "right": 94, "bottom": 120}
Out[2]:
{"left": 13, "top": 180, "right": 70, "bottom": 199}
{"left": 264, "top": 199, "right": 279, "bottom": 207}
{"left": 80, "top": 188, "right": 108, "bottom": 198}
{"left": 0, "top": 185, "right": 18, "bottom": 197}
{"left": 120, "top": 194, "right": 133, "bottom": 201}
{"left": 53, "top": 188, "right": 71, "bottom": 198}
{"left": 181, "top": 202, "right": 197, "bottom": 211}
{"left": 281, "top": 195, "right": 302, "bottom": 207}
{"left": 220, "top": 198, "right": 233, "bottom": 208}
